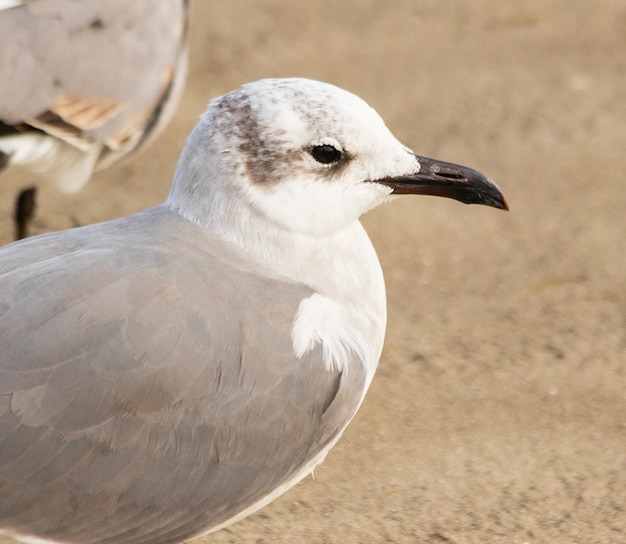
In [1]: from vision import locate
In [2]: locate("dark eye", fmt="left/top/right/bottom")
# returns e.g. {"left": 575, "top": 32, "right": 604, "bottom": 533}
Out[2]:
{"left": 310, "top": 144, "right": 342, "bottom": 164}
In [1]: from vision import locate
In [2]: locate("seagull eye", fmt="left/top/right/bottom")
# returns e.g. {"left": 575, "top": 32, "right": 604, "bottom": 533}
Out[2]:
{"left": 310, "top": 144, "right": 342, "bottom": 164}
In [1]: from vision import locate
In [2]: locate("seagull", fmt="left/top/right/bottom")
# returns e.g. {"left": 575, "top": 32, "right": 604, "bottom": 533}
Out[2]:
{"left": 0, "top": 0, "right": 189, "bottom": 239}
{"left": 0, "top": 78, "right": 507, "bottom": 544}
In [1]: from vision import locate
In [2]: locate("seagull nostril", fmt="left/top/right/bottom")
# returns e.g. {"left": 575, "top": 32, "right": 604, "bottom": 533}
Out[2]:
{"left": 426, "top": 164, "right": 465, "bottom": 181}
{"left": 434, "top": 169, "right": 465, "bottom": 181}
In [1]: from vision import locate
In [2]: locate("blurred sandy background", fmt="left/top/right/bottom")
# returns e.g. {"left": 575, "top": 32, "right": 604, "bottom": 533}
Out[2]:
{"left": 1, "top": 1, "right": 625, "bottom": 542}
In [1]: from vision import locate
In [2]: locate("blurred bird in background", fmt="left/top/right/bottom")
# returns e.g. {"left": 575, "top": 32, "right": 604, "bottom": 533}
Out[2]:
{"left": 0, "top": 0, "right": 189, "bottom": 240}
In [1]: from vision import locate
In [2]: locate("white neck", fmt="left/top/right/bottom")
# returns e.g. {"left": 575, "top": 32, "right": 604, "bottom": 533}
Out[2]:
{"left": 167, "top": 174, "right": 387, "bottom": 384}
{"left": 170, "top": 180, "right": 383, "bottom": 297}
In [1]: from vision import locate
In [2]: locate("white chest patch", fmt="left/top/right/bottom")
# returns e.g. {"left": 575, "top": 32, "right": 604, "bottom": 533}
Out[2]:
{"left": 291, "top": 293, "right": 365, "bottom": 374}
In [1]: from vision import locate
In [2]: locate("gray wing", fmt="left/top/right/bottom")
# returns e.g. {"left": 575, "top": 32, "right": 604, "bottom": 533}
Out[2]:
{"left": 0, "top": 0, "right": 188, "bottom": 186}
{"left": 0, "top": 208, "right": 366, "bottom": 544}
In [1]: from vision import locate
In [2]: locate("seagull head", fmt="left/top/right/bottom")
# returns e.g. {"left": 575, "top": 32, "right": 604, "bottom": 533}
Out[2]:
{"left": 168, "top": 78, "right": 507, "bottom": 237}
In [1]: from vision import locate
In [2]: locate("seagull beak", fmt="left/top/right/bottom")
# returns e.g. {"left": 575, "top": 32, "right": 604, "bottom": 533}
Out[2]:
{"left": 375, "top": 154, "right": 508, "bottom": 210}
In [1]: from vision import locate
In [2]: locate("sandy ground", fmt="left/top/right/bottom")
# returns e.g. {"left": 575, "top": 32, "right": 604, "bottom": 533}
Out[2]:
{"left": 1, "top": 0, "right": 625, "bottom": 542}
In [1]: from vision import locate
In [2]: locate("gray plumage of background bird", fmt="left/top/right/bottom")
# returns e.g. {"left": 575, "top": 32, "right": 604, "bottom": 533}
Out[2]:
{"left": 0, "top": 0, "right": 189, "bottom": 239}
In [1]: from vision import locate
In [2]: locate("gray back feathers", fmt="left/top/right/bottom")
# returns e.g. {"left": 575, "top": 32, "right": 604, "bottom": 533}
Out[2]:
{"left": 0, "top": 206, "right": 366, "bottom": 544}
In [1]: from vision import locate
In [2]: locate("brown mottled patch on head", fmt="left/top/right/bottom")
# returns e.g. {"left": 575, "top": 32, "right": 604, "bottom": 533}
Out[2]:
{"left": 278, "top": 83, "right": 345, "bottom": 141}
{"left": 210, "top": 90, "right": 297, "bottom": 187}
{"left": 211, "top": 80, "right": 359, "bottom": 187}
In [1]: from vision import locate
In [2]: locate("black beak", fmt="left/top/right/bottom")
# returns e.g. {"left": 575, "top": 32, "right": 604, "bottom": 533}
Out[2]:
{"left": 375, "top": 154, "right": 508, "bottom": 211}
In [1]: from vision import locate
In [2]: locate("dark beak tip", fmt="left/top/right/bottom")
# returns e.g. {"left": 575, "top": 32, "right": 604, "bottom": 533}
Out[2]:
{"left": 374, "top": 154, "right": 509, "bottom": 211}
